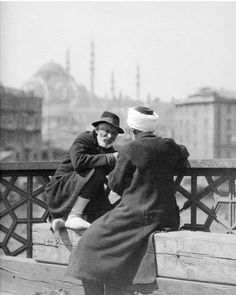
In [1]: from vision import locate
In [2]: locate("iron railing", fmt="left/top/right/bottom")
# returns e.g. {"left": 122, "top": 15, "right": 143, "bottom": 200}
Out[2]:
{"left": 0, "top": 160, "right": 236, "bottom": 258}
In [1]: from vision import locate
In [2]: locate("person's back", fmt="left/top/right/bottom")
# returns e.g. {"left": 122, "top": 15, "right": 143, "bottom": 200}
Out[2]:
{"left": 108, "top": 131, "right": 188, "bottom": 232}
{"left": 118, "top": 135, "right": 188, "bottom": 211}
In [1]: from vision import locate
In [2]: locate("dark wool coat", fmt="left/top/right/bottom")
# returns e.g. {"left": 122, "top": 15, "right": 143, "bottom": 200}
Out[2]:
{"left": 45, "top": 130, "right": 116, "bottom": 221}
{"left": 67, "top": 132, "right": 189, "bottom": 287}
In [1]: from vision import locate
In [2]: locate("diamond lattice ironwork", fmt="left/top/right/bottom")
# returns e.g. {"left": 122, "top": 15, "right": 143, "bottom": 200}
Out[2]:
{"left": 0, "top": 175, "right": 50, "bottom": 257}
{"left": 176, "top": 173, "right": 236, "bottom": 233}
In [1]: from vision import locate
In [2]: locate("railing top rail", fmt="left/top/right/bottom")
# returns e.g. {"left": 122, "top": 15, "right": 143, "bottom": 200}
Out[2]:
{"left": 189, "top": 158, "right": 236, "bottom": 168}
{"left": 0, "top": 159, "right": 236, "bottom": 171}
{"left": 0, "top": 161, "right": 59, "bottom": 171}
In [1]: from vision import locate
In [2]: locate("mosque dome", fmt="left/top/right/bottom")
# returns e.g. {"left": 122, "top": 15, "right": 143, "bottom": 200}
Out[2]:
{"left": 23, "top": 60, "right": 81, "bottom": 105}
{"left": 35, "top": 61, "right": 67, "bottom": 78}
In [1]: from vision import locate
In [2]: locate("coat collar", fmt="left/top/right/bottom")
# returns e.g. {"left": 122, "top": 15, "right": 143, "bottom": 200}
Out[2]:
{"left": 92, "top": 129, "right": 98, "bottom": 145}
{"left": 136, "top": 131, "right": 156, "bottom": 139}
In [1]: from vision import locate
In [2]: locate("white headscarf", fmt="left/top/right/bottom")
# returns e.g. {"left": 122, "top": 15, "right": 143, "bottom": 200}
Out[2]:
{"left": 127, "top": 107, "right": 159, "bottom": 132}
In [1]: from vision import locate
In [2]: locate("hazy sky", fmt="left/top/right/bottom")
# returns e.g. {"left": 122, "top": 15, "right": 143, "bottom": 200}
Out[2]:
{"left": 1, "top": 1, "right": 236, "bottom": 101}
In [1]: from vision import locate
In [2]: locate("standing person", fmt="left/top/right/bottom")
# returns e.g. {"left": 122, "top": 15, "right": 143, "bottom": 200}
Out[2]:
{"left": 45, "top": 111, "right": 124, "bottom": 232}
{"left": 66, "top": 106, "right": 190, "bottom": 295}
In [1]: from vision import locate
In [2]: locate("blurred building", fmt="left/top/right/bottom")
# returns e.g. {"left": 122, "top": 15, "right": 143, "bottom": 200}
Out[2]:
{"left": 0, "top": 85, "right": 42, "bottom": 162}
{"left": 22, "top": 61, "right": 133, "bottom": 153}
{"left": 22, "top": 61, "right": 116, "bottom": 153}
{"left": 22, "top": 61, "right": 87, "bottom": 153}
{"left": 21, "top": 57, "right": 176, "bottom": 158}
{"left": 174, "top": 87, "right": 236, "bottom": 158}
{"left": 147, "top": 97, "right": 175, "bottom": 138}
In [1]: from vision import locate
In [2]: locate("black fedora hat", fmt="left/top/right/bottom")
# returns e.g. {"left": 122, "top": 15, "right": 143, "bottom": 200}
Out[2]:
{"left": 92, "top": 111, "right": 124, "bottom": 134}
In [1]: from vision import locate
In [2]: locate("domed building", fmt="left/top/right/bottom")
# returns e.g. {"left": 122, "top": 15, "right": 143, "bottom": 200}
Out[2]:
{"left": 23, "top": 60, "right": 91, "bottom": 152}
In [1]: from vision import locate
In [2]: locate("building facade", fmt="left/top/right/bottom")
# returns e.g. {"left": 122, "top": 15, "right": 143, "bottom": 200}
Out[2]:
{"left": 0, "top": 85, "right": 42, "bottom": 161}
{"left": 174, "top": 88, "right": 236, "bottom": 158}
{"left": 22, "top": 61, "right": 84, "bottom": 152}
{"left": 21, "top": 59, "right": 177, "bottom": 159}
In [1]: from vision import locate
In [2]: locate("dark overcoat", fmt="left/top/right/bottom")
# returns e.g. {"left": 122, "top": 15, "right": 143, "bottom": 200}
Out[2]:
{"left": 67, "top": 132, "right": 189, "bottom": 286}
{"left": 45, "top": 130, "right": 116, "bottom": 221}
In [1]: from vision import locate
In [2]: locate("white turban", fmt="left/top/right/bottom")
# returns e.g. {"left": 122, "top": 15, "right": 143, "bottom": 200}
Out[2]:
{"left": 127, "top": 107, "right": 159, "bottom": 132}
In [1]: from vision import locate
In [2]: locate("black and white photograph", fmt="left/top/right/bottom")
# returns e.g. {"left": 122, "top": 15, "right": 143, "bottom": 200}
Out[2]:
{"left": 0, "top": 1, "right": 236, "bottom": 294}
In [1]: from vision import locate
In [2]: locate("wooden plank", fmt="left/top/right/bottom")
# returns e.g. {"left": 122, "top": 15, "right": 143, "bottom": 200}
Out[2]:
{"left": 32, "top": 225, "right": 236, "bottom": 291}
{"left": 154, "top": 231, "right": 236, "bottom": 285}
{"left": 33, "top": 223, "right": 81, "bottom": 247}
{"left": 0, "top": 255, "right": 83, "bottom": 295}
{"left": 105, "top": 278, "right": 236, "bottom": 295}
{"left": 33, "top": 223, "right": 81, "bottom": 264}
{"left": 156, "top": 253, "right": 236, "bottom": 285}
{"left": 154, "top": 231, "right": 236, "bottom": 259}
{"left": 155, "top": 277, "right": 236, "bottom": 295}
{"left": 1, "top": 255, "right": 236, "bottom": 295}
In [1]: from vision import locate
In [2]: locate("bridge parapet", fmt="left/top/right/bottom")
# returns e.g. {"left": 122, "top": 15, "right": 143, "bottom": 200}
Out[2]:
{"left": 0, "top": 160, "right": 236, "bottom": 258}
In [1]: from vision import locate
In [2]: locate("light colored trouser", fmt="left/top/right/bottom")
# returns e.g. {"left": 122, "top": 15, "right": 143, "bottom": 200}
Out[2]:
{"left": 69, "top": 196, "right": 90, "bottom": 216}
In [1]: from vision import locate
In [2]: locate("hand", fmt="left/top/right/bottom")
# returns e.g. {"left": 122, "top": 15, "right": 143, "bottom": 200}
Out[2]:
{"left": 106, "top": 152, "right": 118, "bottom": 165}
{"left": 113, "top": 152, "right": 118, "bottom": 159}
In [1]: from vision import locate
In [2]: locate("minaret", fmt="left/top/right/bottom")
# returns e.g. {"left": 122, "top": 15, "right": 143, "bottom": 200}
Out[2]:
{"left": 136, "top": 64, "right": 140, "bottom": 101}
{"left": 111, "top": 70, "right": 115, "bottom": 99}
{"left": 119, "top": 91, "right": 123, "bottom": 101}
{"left": 90, "top": 40, "right": 95, "bottom": 99}
{"left": 65, "top": 49, "right": 70, "bottom": 104}
{"left": 147, "top": 93, "right": 151, "bottom": 105}
{"left": 66, "top": 49, "right": 70, "bottom": 75}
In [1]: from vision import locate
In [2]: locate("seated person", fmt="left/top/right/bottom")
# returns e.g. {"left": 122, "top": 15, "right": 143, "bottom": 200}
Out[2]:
{"left": 45, "top": 111, "right": 124, "bottom": 232}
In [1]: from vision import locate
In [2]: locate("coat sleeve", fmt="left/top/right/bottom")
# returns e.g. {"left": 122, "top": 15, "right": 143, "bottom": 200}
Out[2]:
{"left": 108, "top": 145, "right": 135, "bottom": 196}
{"left": 175, "top": 144, "right": 190, "bottom": 172}
{"left": 164, "top": 138, "right": 190, "bottom": 172}
{"left": 69, "top": 133, "right": 116, "bottom": 172}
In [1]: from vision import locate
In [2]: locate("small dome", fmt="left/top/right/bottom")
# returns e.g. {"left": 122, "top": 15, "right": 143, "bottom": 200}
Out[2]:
{"left": 35, "top": 61, "right": 66, "bottom": 77}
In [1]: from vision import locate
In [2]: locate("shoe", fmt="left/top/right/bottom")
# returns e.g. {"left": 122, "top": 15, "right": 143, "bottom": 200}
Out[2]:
{"left": 51, "top": 218, "right": 65, "bottom": 232}
{"left": 65, "top": 214, "right": 91, "bottom": 231}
